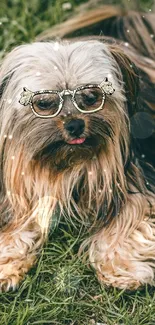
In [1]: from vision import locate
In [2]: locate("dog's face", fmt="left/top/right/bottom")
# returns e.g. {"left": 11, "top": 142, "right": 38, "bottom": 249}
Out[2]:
{"left": 0, "top": 40, "right": 136, "bottom": 223}
{"left": 0, "top": 41, "right": 128, "bottom": 173}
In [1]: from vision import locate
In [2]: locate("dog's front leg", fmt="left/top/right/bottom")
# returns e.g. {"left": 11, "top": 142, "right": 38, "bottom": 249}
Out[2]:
{"left": 87, "top": 194, "right": 155, "bottom": 290}
{"left": 0, "top": 219, "right": 43, "bottom": 292}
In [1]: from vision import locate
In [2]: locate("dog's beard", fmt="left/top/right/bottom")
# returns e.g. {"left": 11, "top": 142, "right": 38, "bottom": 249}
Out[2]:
{"left": 32, "top": 116, "right": 114, "bottom": 171}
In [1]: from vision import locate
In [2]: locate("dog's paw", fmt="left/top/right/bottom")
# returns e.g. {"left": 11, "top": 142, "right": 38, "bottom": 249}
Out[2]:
{"left": 97, "top": 271, "right": 141, "bottom": 290}
{"left": 0, "top": 258, "right": 35, "bottom": 292}
{"left": 96, "top": 262, "right": 154, "bottom": 290}
{"left": 0, "top": 265, "right": 22, "bottom": 292}
{"left": 0, "top": 276, "right": 20, "bottom": 292}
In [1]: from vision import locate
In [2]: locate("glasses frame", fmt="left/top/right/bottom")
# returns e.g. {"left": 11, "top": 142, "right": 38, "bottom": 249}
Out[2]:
{"left": 19, "top": 79, "right": 115, "bottom": 119}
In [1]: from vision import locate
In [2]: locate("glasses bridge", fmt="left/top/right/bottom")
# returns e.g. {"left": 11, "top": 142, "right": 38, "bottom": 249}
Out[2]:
{"left": 60, "top": 89, "right": 73, "bottom": 96}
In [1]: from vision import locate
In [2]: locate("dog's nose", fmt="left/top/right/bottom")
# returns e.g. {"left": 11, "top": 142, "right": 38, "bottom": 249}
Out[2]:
{"left": 64, "top": 119, "right": 85, "bottom": 137}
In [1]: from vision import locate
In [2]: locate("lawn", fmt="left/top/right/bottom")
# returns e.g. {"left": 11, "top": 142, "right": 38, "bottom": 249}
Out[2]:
{"left": 0, "top": 0, "right": 155, "bottom": 324}
{"left": 0, "top": 220, "right": 155, "bottom": 325}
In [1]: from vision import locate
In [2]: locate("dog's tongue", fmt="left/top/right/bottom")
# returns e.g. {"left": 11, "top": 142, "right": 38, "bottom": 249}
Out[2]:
{"left": 67, "top": 138, "right": 86, "bottom": 145}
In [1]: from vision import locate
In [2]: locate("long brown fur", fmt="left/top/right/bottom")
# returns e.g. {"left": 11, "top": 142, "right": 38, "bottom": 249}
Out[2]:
{"left": 0, "top": 3, "right": 154, "bottom": 291}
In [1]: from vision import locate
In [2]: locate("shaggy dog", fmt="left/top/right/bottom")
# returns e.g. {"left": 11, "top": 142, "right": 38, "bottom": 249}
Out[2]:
{"left": 0, "top": 5, "right": 154, "bottom": 291}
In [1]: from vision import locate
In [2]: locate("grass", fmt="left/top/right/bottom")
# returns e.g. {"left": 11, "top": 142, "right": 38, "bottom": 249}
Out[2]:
{"left": 0, "top": 0, "right": 154, "bottom": 58}
{"left": 1, "top": 220, "right": 155, "bottom": 325}
{"left": 0, "top": 0, "right": 155, "bottom": 324}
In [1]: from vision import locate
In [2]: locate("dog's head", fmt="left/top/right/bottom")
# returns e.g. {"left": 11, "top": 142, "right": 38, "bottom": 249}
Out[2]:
{"left": 0, "top": 40, "right": 140, "bottom": 224}
{"left": 0, "top": 41, "right": 128, "bottom": 166}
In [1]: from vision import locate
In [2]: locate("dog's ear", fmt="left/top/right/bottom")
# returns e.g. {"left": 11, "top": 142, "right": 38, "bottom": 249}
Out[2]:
{"left": 109, "top": 45, "right": 140, "bottom": 117}
{"left": 0, "top": 71, "right": 14, "bottom": 198}
{"left": 0, "top": 75, "right": 13, "bottom": 99}
{"left": 109, "top": 44, "right": 155, "bottom": 169}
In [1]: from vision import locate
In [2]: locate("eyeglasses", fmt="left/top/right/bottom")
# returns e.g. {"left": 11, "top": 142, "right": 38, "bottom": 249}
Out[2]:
{"left": 19, "top": 78, "right": 115, "bottom": 118}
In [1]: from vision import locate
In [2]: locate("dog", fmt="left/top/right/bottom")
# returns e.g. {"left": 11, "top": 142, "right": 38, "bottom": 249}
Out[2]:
{"left": 0, "top": 4, "right": 154, "bottom": 292}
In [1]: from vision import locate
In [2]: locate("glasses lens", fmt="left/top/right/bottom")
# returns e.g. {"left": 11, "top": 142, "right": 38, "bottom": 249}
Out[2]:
{"left": 74, "top": 87, "right": 104, "bottom": 112}
{"left": 32, "top": 93, "right": 60, "bottom": 116}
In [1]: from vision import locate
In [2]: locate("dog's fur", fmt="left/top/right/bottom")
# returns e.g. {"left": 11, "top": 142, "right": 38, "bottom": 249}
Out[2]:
{"left": 0, "top": 5, "right": 154, "bottom": 291}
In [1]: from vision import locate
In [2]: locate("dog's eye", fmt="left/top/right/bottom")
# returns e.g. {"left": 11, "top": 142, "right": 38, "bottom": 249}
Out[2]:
{"left": 36, "top": 99, "right": 55, "bottom": 110}
{"left": 32, "top": 93, "right": 60, "bottom": 116}
{"left": 74, "top": 87, "right": 103, "bottom": 111}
